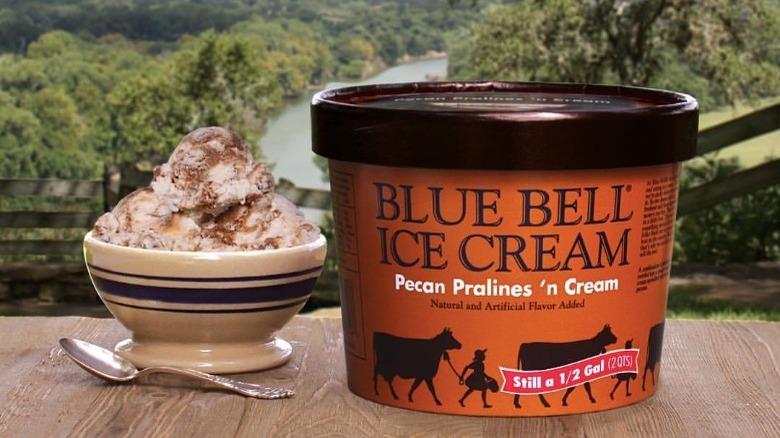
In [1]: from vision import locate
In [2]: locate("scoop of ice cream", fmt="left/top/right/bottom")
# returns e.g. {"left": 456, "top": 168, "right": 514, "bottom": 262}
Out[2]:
{"left": 94, "top": 188, "right": 181, "bottom": 249}
{"left": 260, "top": 194, "right": 321, "bottom": 248}
{"left": 198, "top": 191, "right": 276, "bottom": 250}
{"left": 200, "top": 194, "right": 320, "bottom": 250}
{"left": 151, "top": 127, "right": 275, "bottom": 214}
{"left": 92, "top": 127, "right": 320, "bottom": 251}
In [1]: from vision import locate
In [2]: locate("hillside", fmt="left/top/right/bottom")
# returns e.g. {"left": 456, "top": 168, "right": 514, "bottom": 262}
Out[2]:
{"left": 0, "top": 0, "right": 482, "bottom": 179}
{"left": 0, "top": 0, "right": 476, "bottom": 57}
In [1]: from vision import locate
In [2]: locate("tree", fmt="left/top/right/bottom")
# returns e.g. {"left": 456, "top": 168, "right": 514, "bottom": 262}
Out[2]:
{"left": 26, "top": 30, "right": 78, "bottom": 59}
{"left": 107, "top": 71, "right": 192, "bottom": 164}
{"left": 0, "top": 57, "right": 49, "bottom": 93}
{"left": 0, "top": 91, "right": 41, "bottom": 177}
{"left": 230, "top": 18, "right": 332, "bottom": 95}
{"left": 22, "top": 87, "right": 99, "bottom": 178}
{"left": 109, "top": 30, "right": 284, "bottom": 163}
{"left": 174, "top": 31, "right": 283, "bottom": 143}
{"left": 0, "top": 2, "right": 480, "bottom": 179}
{"left": 0, "top": 31, "right": 131, "bottom": 178}
{"left": 332, "top": 33, "right": 376, "bottom": 78}
{"left": 450, "top": 0, "right": 780, "bottom": 108}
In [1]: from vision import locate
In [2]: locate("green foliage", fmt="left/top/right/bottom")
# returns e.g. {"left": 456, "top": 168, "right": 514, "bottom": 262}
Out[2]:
{"left": 0, "top": 30, "right": 132, "bottom": 177}
{"left": 466, "top": 0, "right": 602, "bottom": 82}
{"left": 230, "top": 18, "right": 332, "bottom": 96}
{"left": 328, "top": 2, "right": 463, "bottom": 63}
{"left": 0, "top": 1, "right": 478, "bottom": 179}
{"left": 0, "top": 1, "right": 248, "bottom": 51}
{"left": 451, "top": 0, "right": 780, "bottom": 109}
{"left": 176, "top": 31, "right": 283, "bottom": 138}
{"left": 107, "top": 30, "right": 287, "bottom": 163}
{"left": 26, "top": 30, "right": 78, "bottom": 58}
{"left": 332, "top": 33, "right": 376, "bottom": 78}
{"left": 24, "top": 87, "right": 100, "bottom": 178}
{"left": 675, "top": 157, "right": 780, "bottom": 264}
{"left": 0, "top": 1, "right": 476, "bottom": 69}
{"left": 0, "top": 91, "right": 41, "bottom": 177}
{"left": 108, "top": 72, "right": 192, "bottom": 164}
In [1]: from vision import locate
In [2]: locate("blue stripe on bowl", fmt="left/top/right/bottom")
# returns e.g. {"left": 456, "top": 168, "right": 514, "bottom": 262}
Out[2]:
{"left": 92, "top": 276, "right": 318, "bottom": 304}
{"left": 87, "top": 263, "right": 322, "bottom": 283}
{"left": 102, "top": 296, "right": 309, "bottom": 314}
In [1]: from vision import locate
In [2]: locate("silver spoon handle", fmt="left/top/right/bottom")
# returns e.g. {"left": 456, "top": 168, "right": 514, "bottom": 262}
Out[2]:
{"left": 136, "top": 366, "right": 294, "bottom": 399}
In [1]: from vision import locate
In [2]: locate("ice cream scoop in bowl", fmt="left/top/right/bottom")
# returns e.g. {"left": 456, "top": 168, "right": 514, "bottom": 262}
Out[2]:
{"left": 83, "top": 126, "right": 326, "bottom": 374}
{"left": 84, "top": 231, "right": 326, "bottom": 374}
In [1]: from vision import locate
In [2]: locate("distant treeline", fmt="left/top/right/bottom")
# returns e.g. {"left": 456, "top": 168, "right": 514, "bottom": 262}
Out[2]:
{"left": 0, "top": 0, "right": 470, "bottom": 62}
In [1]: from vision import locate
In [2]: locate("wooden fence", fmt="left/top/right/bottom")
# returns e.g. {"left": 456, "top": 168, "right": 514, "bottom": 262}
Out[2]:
{"left": 677, "top": 102, "right": 780, "bottom": 215}
{"left": 0, "top": 178, "right": 106, "bottom": 257}
{"left": 0, "top": 102, "right": 778, "bottom": 310}
{"left": 0, "top": 177, "right": 113, "bottom": 306}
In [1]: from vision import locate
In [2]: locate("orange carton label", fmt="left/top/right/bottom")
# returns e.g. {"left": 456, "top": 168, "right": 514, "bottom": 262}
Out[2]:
{"left": 329, "top": 160, "right": 678, "bottom": 416}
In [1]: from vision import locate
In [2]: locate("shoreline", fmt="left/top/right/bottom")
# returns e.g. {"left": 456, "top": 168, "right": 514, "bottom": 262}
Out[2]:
{"left": 305, "top": 51, "right": 449, "bottom": 92}
{"left": 394, "top": 50, "right": 448, "bottom": 65}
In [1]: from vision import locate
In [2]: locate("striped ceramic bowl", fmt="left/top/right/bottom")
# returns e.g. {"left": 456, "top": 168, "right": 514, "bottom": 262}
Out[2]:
{"left": 83, "top": 231, "right": 327, "bottom": 374}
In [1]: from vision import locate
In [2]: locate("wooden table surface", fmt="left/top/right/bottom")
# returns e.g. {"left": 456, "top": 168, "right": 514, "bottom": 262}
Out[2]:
{"left": 0, "top": 316, "right": 777, "bottom": 437}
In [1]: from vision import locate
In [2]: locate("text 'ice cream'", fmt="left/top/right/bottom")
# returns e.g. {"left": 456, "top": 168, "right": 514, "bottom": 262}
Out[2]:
{"left": 93, "top": 127, "right": 320, "bottom": 251}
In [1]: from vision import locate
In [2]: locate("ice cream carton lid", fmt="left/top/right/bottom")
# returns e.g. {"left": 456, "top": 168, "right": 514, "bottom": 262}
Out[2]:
{"left": 311, "top": 81, "right": 699, "bottom": 170}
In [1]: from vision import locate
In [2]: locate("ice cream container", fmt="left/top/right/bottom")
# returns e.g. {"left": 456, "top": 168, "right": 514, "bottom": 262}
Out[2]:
{"left": 311, "top": 81, "right": 698, "bottom": 416}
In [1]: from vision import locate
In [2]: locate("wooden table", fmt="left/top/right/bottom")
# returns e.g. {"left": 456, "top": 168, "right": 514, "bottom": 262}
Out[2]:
{"left": 1, "top": 316, "right": 777, "bottom": 437}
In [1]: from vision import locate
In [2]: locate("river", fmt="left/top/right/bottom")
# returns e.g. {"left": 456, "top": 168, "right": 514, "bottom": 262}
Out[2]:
{"left": 261, "top": 57, "right": 448, "bottom": 189}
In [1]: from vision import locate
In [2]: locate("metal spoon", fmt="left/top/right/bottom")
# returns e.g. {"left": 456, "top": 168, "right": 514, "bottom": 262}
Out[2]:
{"left": 58, "top": 338, "right": 293, "bottom": 399}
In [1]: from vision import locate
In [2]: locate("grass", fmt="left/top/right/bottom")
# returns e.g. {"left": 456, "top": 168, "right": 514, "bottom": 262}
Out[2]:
{"left": 666, "top": 284, "right": 780, "bottom": 321}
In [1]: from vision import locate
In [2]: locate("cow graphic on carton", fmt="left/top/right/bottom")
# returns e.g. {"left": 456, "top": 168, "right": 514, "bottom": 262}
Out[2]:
{"left": 370, "top": 321, "right": 664, "bottom": 409}
{"left": 642, "top": 322, "right": 665, "bottom": 391}
{"left": 610, "top": 339, "right": 637, "bottom": 399}
{"left": 513, "top": 324, "right": 618, "bottom": 409}
{"left": 373, "top": 327, "right": 461, "bottom": 406}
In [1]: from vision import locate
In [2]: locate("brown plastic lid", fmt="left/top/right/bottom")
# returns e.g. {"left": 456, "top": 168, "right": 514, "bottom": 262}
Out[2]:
{"left": 311, "top": 81, "right": 699, "bottom": 170}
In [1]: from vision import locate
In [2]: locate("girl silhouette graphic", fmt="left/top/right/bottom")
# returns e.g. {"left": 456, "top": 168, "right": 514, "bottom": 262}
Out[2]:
{"left": 458, "top": 349, "right": 497, "bottom": 408}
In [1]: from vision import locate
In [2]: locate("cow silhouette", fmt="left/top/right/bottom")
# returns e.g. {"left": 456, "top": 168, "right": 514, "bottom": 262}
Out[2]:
{"left": 609, "top": 339, "right": 637, "bottom": 399}
{"left": 373, "top": 327, "right": 462, "bottom": 406}
{"left": 514, "top": 324, "right": 618, "bottom": 409}
{"left": 642, "top": 322, "right": 665, "bottom": 391}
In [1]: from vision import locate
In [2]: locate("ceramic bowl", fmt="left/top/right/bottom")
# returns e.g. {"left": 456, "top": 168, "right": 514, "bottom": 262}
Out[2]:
{"left": 83, "top": 231, "right": 327, "bottom": 374}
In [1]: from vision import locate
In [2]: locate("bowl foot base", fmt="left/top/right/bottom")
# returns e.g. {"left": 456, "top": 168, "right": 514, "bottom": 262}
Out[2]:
{"left": 114, "top": 337, "right": 292, "bottom": 374}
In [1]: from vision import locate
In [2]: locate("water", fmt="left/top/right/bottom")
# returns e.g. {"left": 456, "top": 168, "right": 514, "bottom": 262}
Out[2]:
{"left": 261, "top": 57, "right": 448, "bottom": 189}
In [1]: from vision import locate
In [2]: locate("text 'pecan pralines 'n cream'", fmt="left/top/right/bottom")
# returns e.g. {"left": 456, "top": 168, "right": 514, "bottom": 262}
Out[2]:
{"left": 311, "top": 82, "right": 698, "bottom": 416}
